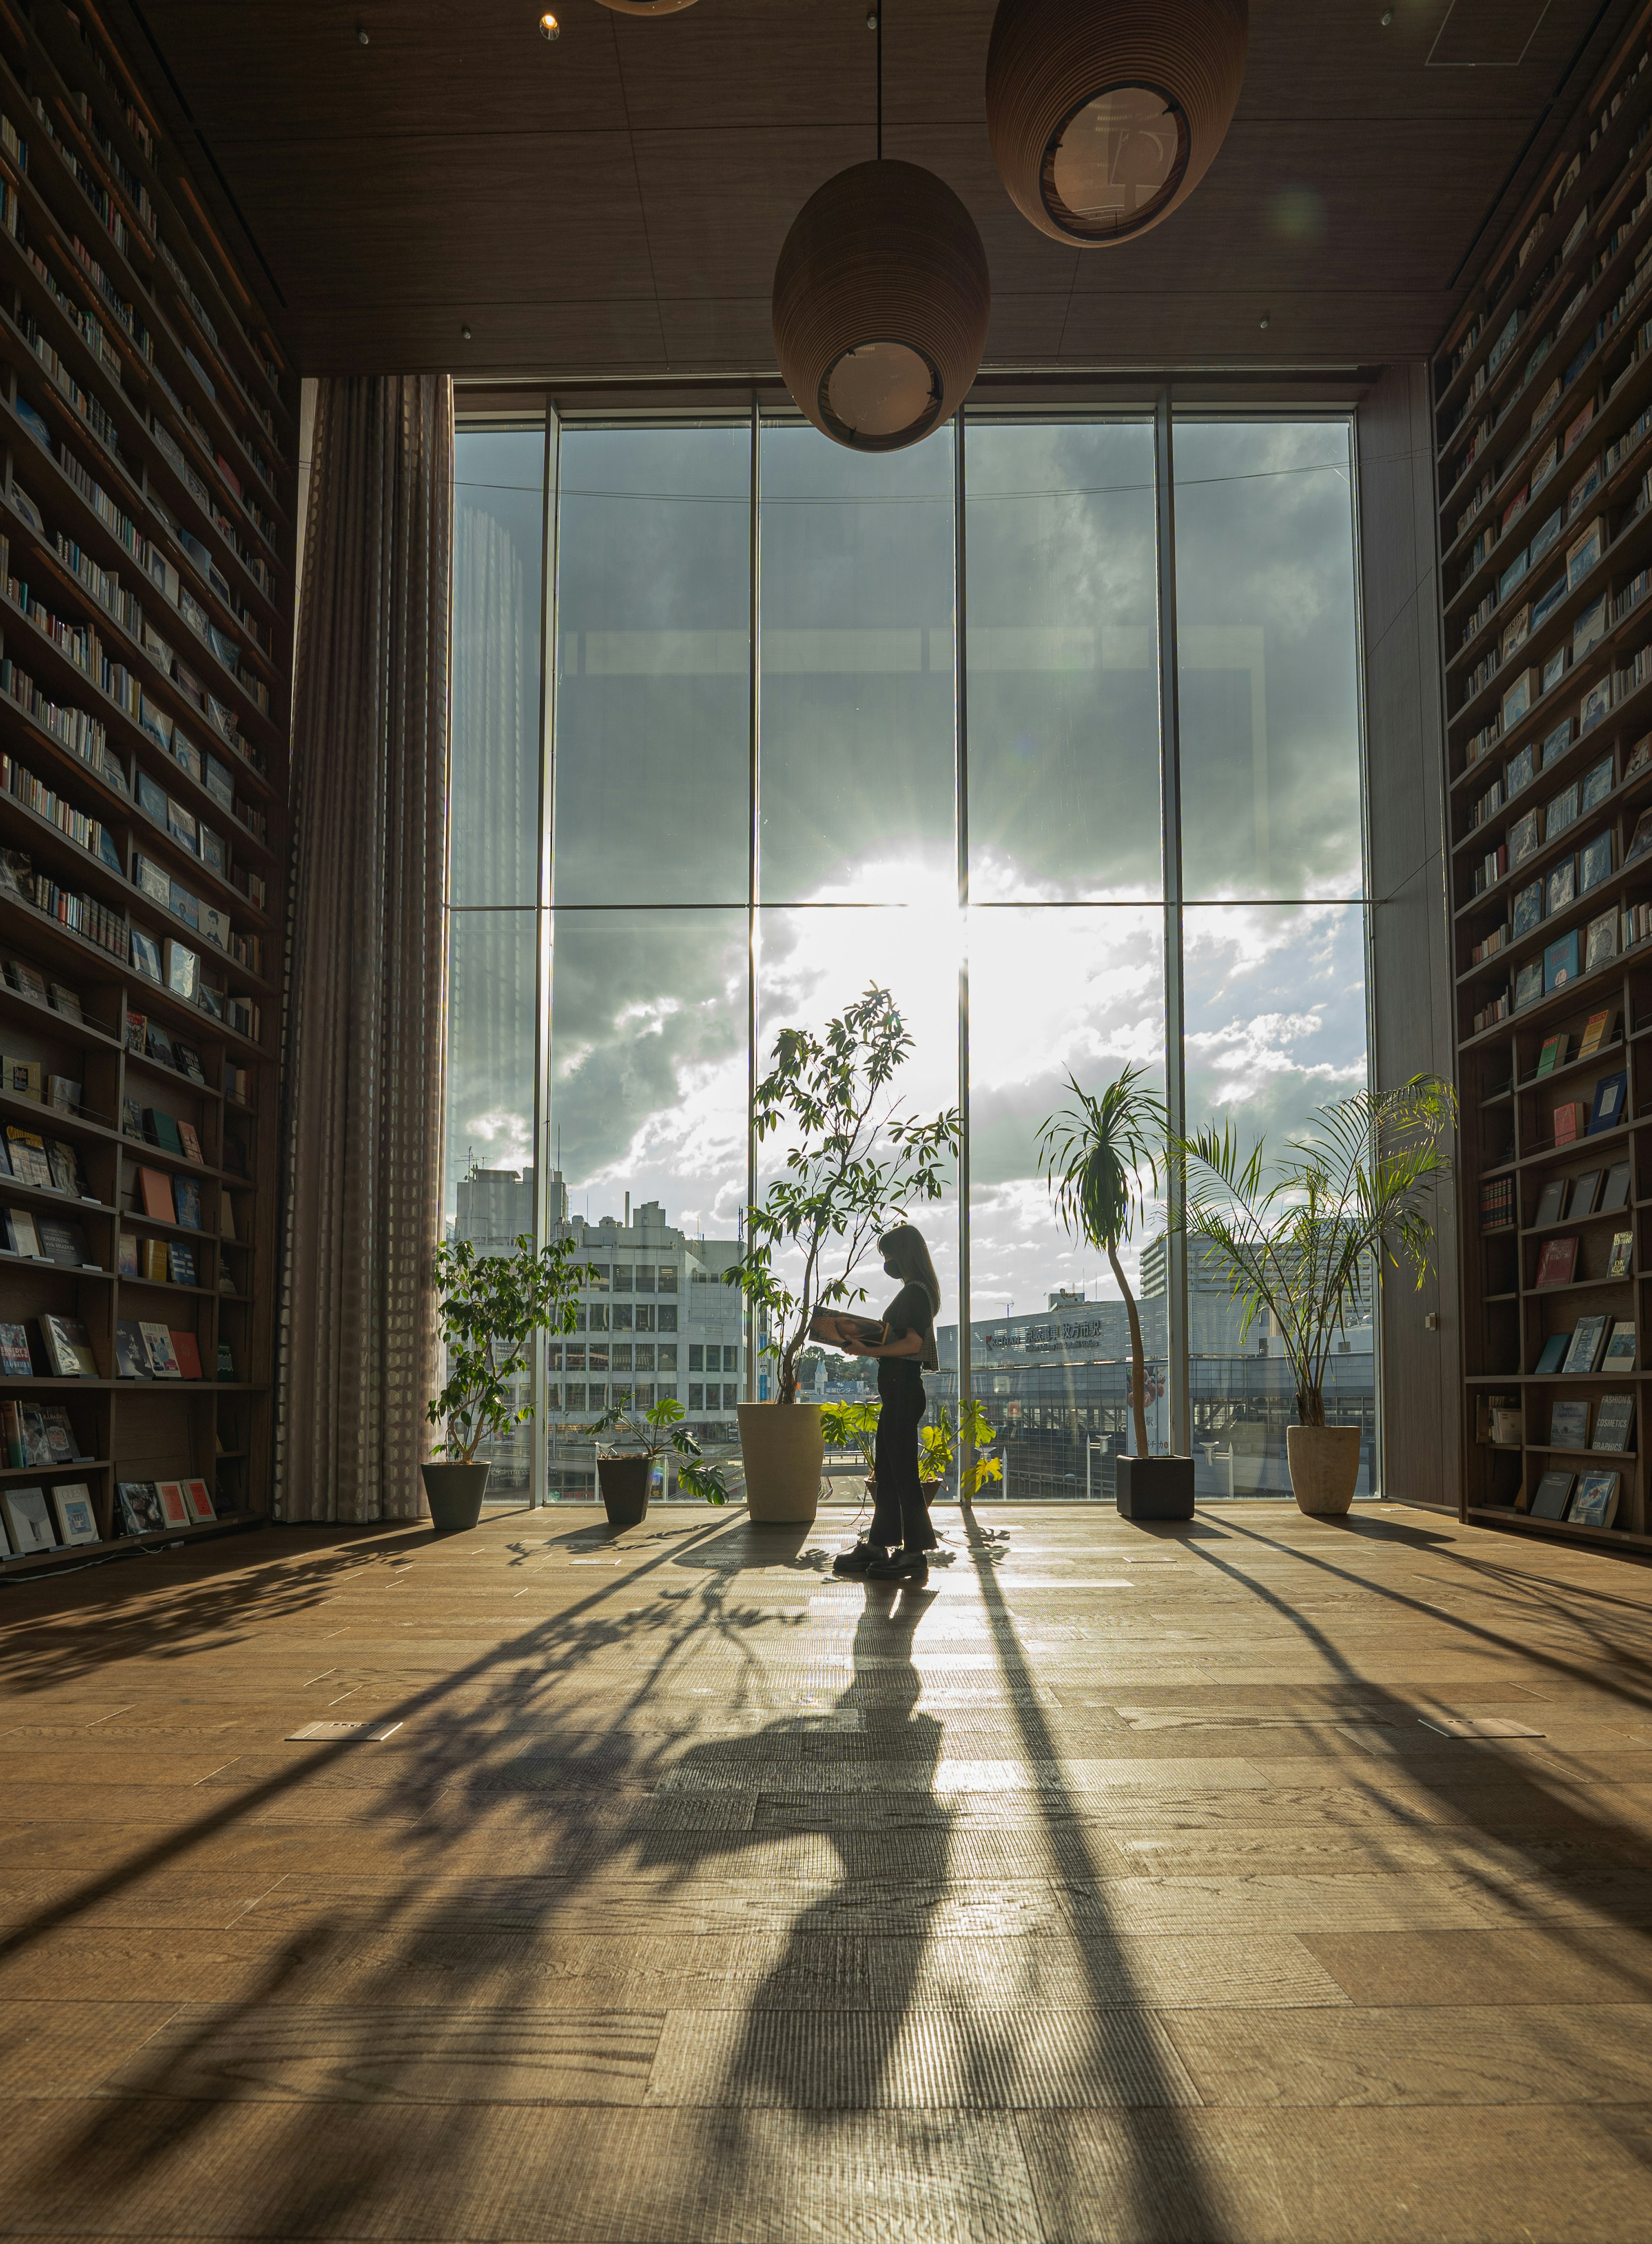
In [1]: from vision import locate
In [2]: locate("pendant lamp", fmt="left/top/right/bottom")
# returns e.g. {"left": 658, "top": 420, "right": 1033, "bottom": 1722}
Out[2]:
{"left": 985, "top": 0, "right": 1248, "bottom": 247}
{"left": 771, "top": 6, "right": 989, "bottom": 450}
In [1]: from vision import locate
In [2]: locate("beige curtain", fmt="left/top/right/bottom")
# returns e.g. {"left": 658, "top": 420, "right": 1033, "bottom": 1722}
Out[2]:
{"left": 277, "top": 377, "right": 453, "bottom": 1522}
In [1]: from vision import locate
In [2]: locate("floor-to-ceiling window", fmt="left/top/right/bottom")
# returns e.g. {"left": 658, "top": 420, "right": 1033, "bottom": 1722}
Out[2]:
{"left": 445, "top": 404, "right": 1373, "bottom": 1502}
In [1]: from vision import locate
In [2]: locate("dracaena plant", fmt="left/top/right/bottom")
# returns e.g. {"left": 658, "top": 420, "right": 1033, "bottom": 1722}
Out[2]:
{"left": 725, "top": 984, "right": 960, "bottom": 1406}
{"left": 1036, "top": 1064, "right": 1168, "bottom": 1459}
{"left": 1170, "top": 1076, "right": 1456, "bottom": 1428}
{"left": 428, "top": 1233, "right": 598, "bottom": 1464}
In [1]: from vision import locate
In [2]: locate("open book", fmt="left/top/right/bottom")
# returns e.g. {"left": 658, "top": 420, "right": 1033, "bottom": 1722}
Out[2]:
{"left": 808, "top": 1307, "right": 885, "bottom": 1350}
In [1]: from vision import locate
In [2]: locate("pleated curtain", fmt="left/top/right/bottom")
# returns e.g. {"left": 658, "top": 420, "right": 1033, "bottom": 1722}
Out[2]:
{"left": 277, "top": 376, "right": 453, "bottom": 1522}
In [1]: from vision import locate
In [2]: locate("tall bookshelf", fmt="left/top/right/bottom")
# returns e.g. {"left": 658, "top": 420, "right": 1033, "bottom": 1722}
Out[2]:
{"left": 1436, "top": 0, "right": 1652, "bottom": 1558}
{"left": 0, "top": 0, "right": 294, "bottom": 1571}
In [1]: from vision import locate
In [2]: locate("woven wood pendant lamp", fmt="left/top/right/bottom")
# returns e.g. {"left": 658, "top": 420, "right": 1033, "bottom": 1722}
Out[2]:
{"left": 985, "top": 0, "right": 1247, "bottom": 246}
{"left": 771, "top": 5, "right": 989, "bottom": 450}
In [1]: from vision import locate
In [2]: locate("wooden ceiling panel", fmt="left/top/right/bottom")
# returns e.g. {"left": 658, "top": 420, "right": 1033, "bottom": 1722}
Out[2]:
{"left": 107, "top": 0, "right": 1642, "bottom": 378}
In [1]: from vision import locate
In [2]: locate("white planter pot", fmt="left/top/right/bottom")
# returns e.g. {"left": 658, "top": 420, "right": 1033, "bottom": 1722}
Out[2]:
{"left": 737, "top": 1402, "right": 823, "bottom": 1523}
{"left": 1286, "top": 1424, "right": 1361, "bottom": 1516}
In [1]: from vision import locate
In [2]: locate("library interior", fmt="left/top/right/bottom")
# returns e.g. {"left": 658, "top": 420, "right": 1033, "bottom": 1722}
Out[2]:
{"left": 0, "top": 2, "right": 1651, "bottom": 2240}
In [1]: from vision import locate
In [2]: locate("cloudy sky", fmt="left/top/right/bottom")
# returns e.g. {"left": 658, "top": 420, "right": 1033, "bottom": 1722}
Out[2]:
{"left": 444, "top": 416, "right": 1367, "bottom": 1325}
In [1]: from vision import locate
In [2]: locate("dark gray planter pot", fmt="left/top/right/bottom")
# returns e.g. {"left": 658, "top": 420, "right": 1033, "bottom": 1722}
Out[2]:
{"left": 598, "top": 1455, "right": 650, "bottom": 1527}
{"left": 1116, "top": 1455, "right": 1195, "bottom": 1521}
{"left": 421, "top": 1461, "right": 490, "bottom": 1532}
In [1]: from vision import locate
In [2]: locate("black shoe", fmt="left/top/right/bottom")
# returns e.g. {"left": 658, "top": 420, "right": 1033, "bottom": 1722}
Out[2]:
{"left": 832, "top": 1539, "right": 888, "bottom": 1577}
{"left": 865, "top": 1544, "right": 929, "bottom": 1580}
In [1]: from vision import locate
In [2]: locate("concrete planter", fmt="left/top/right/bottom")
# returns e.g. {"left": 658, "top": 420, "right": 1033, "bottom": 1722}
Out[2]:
{"left": 1116, "top": 1454, "right": 1195, "bottom": 1521}
{"left": 738, "top": 1402, "right": 823, "bottom": 1523}
{"left": 420, "top": 1461, "right": 490, "bottom": 1532}
{"left": 1287, "top": 1424, "right": 1361, "bottom": 1515}
{"left": 597, "top": 1454, "right": 650, "bottom": 1527}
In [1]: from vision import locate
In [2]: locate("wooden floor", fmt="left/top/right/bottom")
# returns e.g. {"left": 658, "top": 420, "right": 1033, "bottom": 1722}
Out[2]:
{"left": 1, "top": 1501, "right": 1651, "bottom": 2243}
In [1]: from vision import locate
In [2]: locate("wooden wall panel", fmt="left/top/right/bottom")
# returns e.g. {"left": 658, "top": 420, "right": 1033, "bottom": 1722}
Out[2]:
{"left": 1359, "top": 361, "right": 1463, "bottom": 1512}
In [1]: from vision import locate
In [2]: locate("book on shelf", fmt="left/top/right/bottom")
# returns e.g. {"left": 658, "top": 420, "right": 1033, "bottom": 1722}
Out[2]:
{"left": 1535, "top": 1236, "right": 1579, "bottom": 1287}
{"left": 33, "top": 1214, "right": 92, "bottom": 1268}
{"left": 0, "top": 1485, "right": 54, "bottom": 1553}
{"left": 1603, "top": 1319, "right": 1637, "bottom": 1369}
{"left": 50, "top": 1484, "right": 97, "bottom": 1546}
{"left": 1544, "top": 931, "right": 1580, "bottom": 993}
{"left": 171, "top": 1331, "right": 203, "bottom": 1380}
{"left": 1553, "top": 1100, "right": 1587, "bottom": 1145}
{"left": 1535, "top": 1033, "right": 1569, "bottom": 1078}
{"left": 1530, "top": 1468, "right": 1576, "bottom": 1518}
{"left": 0, "top": 1320, "right": 33, "bottom": 1375}
{"left": 1564, "top": 1313, "right": 1612, "bottom": 1372}
{"left": 1588, "top": 1069, "right": 1629, "bottom": 1132}
{"left": 1533, "top": 1177, "right": 1569, "bottom": 1227}
{"left": 37, "top": 1317, "right": 96, "bottom": 1378}
{"left": 155, "top": 1480, "right": 191, "bottom": 1529}
{"left": 1586, "top": 909, "right": 1618, "bottom": 971}
{"left": 3, "top": 1207, "right": 42, "bottom": 1258}
{"left": 140, "top": 1322, "right": 181, "bottom": 1379}
{"left": 1572, "top": 1169, "right": 1603, "bottom": 1215}
{"left": 1550, "top": 1399, "right": 1590, "bottom": 1446}
{"left": 184, "top": 1478, "right": 216, "bottom": 1523}
{"left": 1534, "top": 1333, "right": 1571, "bottom": 1373}
{"left": 1578, "top": 1008, "right": 1616, "bottom": 1058}
{"left": 113, "top": 1321, "right": 150, "bottom": 1379}
{"left": 1569, "top": 1470, "right": 1621, "bottom": 1527}
{"left": 1591, "top": 1393, "right": 1636, "bottom": 1451}
{"left": 1600, "top": 1160, "right": 1631, "bottom": 1211}
{"left": 136, "top": 1168, "right": 173, "bottom": 1222}
{"left": 1609, "top": 1230, "right": 1634, "bottom": 1276}
{"left": 116, "top": 1481, "right": 164, "bottom": 1535}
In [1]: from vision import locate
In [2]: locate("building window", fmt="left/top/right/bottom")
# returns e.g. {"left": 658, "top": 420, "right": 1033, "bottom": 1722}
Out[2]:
{"left": 449, "top": 408, "right": 1373, "bottom": 1501}
{"left": 660, "top": 1346, "right": 678, "bottom": 1372}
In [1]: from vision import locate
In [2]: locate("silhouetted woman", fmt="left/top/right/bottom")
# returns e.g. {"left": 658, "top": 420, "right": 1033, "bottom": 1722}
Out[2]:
{"left": 833, "top": 1222, "right": 942, "bottom": 1580}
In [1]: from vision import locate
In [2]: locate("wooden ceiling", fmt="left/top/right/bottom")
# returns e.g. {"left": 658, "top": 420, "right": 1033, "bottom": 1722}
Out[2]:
{"left": 108, "top": 0, "right": 1642, "bottom": 379}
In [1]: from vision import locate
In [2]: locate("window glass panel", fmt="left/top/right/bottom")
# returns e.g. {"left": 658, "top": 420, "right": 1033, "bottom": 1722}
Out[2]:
{"left": 962, "top": 905, "right": 1167, "bottom": 1498}
{"left": 965, "top": 419, "right": 1162, "bottom": 901}
{"left": 1181, "top": 903, "right": 1375, "bottom": 1496}
{"left": 554, "top": 426, "right": 750, "bottom": 906}
{"left": 444, "top": 907, "right": 538, "bottom": 1498}
{"left": 450, "top": 427, "right": 545, "bottom": 907}
{"left": 758, "top": 421, "right": 955, "bottom": 903}
{"left": 757, "top": 906, "right": 959, "bottom": 1424}
{"left": 1174, "top": 421, "right": 1364, "bottom": 902}
{"left": 549, "top": 907, "right": 748, "bottom": 1472}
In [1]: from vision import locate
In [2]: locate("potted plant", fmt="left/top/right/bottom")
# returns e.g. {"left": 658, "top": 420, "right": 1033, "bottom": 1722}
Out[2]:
{"left": 820, "top": 1397, "right": 881, "bottom": 1500}
{"left": 425, "top": 1231, "right": 597, "bottom": 1531}
{"left": 591, "top": 1393, "right": 730, "bottom": 1526}
{"left": 921, "top": 1399, "right": 1005, "bottom": 1503}
{"left": 1173, "top": 1076, "right": 1455, "bottom": 1514}
{"left": 726, "top": 984, "right": 959, "bottom": 1524}
{"left": 1037, "top": 1065, "right": 1187, "bottom": 1520}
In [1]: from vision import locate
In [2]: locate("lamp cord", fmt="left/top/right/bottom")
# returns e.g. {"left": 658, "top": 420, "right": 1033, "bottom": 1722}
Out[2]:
{"left": 876, "top": 2, "right": 882, "bottom": 160}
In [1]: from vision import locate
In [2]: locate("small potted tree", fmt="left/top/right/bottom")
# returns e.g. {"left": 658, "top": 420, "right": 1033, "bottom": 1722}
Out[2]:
{"left": 425, "top": 1231, "right": 597, "bottom": 1532}
{"left": 1173, "top": 1076, "right": 1455, "bottom": 1514}
{"left": 726, "top": 985, "right": 959, "bottom": 1524}
{"left": 1037, "top": 1065, "right": 1189, "bottom": 1520}
{"left": 592, "top": 1392, "right": 730, "bottom": 1526}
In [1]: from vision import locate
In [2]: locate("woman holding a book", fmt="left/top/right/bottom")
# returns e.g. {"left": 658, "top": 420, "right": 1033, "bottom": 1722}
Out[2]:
{"left": 826, "top": 1223, "right": 943, "bottom": 1580}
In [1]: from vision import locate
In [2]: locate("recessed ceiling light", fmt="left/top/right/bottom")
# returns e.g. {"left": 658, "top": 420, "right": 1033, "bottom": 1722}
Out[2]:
{"left": 1381, "top": 8, "right": 1393, "bottom": 21}
{"left": 356, "top": 24, "right": 369, "bottom": 43}
{"left": 540, "top": 11, "right": 560, "bottom": 35}
{"left": 1258, "top": 313, "right": 1271, "bottom": 330}
{"left": 461, "top": 323, "right": 473, "bottom": 341}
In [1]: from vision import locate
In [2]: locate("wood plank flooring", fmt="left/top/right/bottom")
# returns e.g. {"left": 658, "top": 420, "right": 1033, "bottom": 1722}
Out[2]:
{"left": 0, "top": 1500, "right": 1650, "bottom": 2241}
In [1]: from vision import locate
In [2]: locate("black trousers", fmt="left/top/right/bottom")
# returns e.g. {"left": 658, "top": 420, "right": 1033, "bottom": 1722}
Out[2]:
{"left": 871, "top": 1366, "right": 934, "bottom": 1549}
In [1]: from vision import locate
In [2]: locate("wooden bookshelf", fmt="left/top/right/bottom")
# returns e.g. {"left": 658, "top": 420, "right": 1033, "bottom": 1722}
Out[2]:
{"left": 0, "top": 0, "right": 293, "bottom": 1569}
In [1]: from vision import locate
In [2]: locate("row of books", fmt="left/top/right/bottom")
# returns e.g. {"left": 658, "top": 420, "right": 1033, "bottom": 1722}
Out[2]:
{"left": 1534, "top": 1158, "right": 1631, "bottom": 1224}
{"left": 115, "top": 1477, "right": 218, "bottom": 1537}
{"left": 0, "top": 1478, "right": 96, "bottom": 1553}
{"left": 1480, "top": 1174, "right": 1516, "bottom": 1231}
{"left": 1528, "top": 1465, "right": 1624, "bottom": 1526}
{"left": 3, "top": 1204, "right": 95, "bottom": 1264}
{"left": 0, "top": 1311, "right": 225, "bottom": 1379}
{"left": 1, "top": 1054, "right": 81, "bottom": 1112}
{"left": 1533, "top": 1229, "right": 1633, "bottom": 1285}
{"left": 1534, "top": 1008, "right": 1619, "bottom": 1074}
{"left": 1, "top": 1122, "right": 88, "bottom": 1195}
{"left": 2, "top": 1395, "right": 87, "bottom": 1462}
{"left": 1552, "top": 1067, "right": 1628, "bottom": 1141}
{"left": 120, "top": 1103, "right": 204, "bottom": 1162}
{"left": 1, "top": 952, "right": 83, "bottom": 1019}
{"left": 1534, "top": 1315, "right": 1637, "bottom": 1372}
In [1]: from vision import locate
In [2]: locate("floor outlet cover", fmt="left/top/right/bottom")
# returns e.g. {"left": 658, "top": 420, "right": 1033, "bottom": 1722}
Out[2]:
{"left": 285, "top": 1720, "right": 403, "bottom": 1742}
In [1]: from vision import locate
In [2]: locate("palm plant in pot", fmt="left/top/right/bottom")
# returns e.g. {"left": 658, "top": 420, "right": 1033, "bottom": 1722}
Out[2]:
{"left": 725, "top": 984, "right": 959, "bottom": 1524}
{"left": 591, "top": 1393, "right": 730, "bottom": 1526}
{"left": 425, "top": 1231, "right": 597, "bottom": 1531}
{"left": 1171, "top": 1076, "right": 1455, "bottom": 1514}
{"left": 1037, "top": 1064, "right": 1185, "bottom": 1520}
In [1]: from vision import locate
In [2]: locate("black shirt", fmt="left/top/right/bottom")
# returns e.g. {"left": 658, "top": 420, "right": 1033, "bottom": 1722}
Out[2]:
{"left": 882, "top": 1282, "right": 938, "bottom": 1373}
